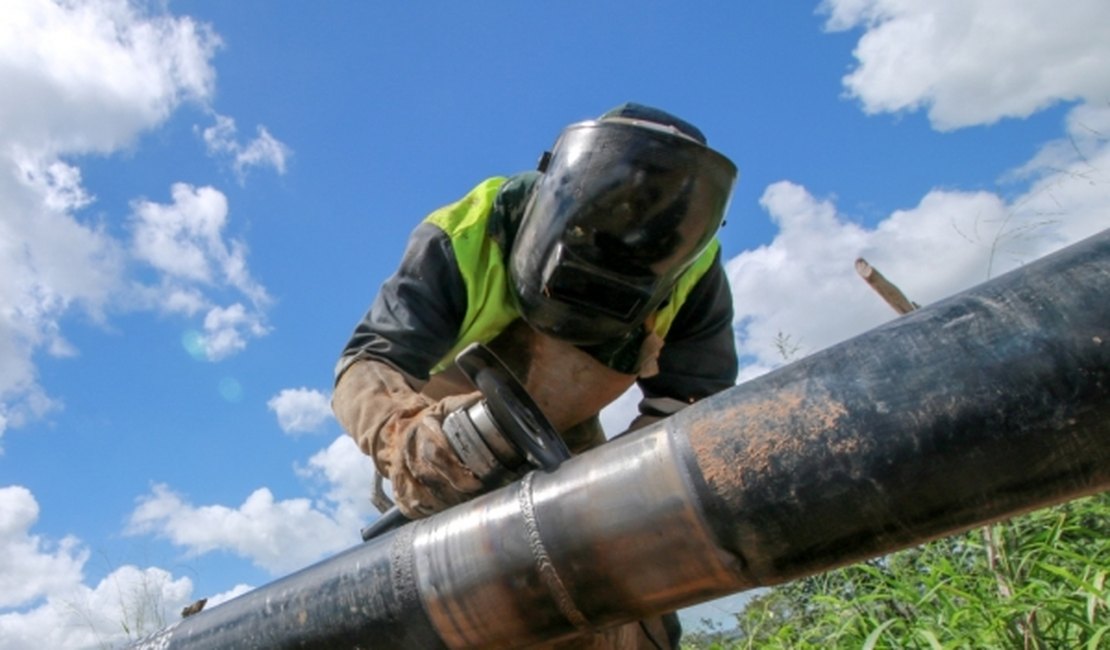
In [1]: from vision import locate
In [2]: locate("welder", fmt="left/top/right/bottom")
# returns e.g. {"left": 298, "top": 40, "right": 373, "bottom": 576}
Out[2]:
{"left": 333, "top": 103, "right": 739, "bottom": 649}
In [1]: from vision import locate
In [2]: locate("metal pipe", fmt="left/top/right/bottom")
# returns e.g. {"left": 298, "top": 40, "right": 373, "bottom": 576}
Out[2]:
{"left": 131, "top": 228, "right": 1110, "bottom": 649}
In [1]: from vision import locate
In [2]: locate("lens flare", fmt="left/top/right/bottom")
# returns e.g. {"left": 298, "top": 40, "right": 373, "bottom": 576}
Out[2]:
{"left": 219, "top": 377, "right": 244, "bottom": 402}
{"left": 181, "top": 330, "right": 208, "bottom": 360}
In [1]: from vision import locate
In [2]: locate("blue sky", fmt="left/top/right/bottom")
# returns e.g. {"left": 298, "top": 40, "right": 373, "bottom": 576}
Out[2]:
{"left": 1, "top": 1, "right": 1108, "bottom": 647}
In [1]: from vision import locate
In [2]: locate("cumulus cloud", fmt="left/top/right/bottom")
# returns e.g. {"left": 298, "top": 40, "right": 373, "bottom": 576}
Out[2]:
{"left": 127, "top": 184, "right": 273, "bottom": 362}
{"left": 127, "top": 483, "right": 359, "bottom": 575}
{"left": 0, "top": 0, "right": 220, "bottom": 155}
{"left": 0, "top": 565, "right": 193, "bottom": 650}
{"left": 124, "top": 182, "right": 275, "bottom": 358}
{"left": 715, "top": 0, "right": 1110, "bottom": 381}
{"left": 296, "top": 435, "right": 378, "bottom": 522}
{"left": 205, "top": 583, "right": 254, "bottom": 609}
{"left": 0, "top": 485, "right": 204, "bottom": 649}
{"left": 131, "top": 184, "right": 231, "bottom": 283}
{"left": 821, "top": 0, "right": 1110, "bottom": 130}
{"left": 195, "top": 302, "right": 270, "bottom": 361}
{"left": 2, "top": 440, "right": 371, "bottom": 645}
{"left": 124, "top": 436, "right": 378, "bottom": 578}
{"left": 0, "top": 486, "right": 87, "bottom": 609}
{"left": 202, "top": 114, "right": 292, "bottom": 182}
{"left": 727, "top": 107, "right": 1110, "bottom": 380}
{"left": 268, "top": 388, "right": 334, "bottom": 435}
{"left": 130, "top": 183, "right": 270, "bottom": 304}
{"left": 0, "top": 1, "right": 288, "bottom": 437}
{"left": 0, "top": 150, "right": 125, "bottom": 437}
{"left": 0, "top": 0, "right": 209, "bottom": 437}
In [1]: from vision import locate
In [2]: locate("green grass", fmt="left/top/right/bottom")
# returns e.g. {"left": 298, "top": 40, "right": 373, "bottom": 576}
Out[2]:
{"left": 683, "top": 492, "right": 1110, "bottom": 650}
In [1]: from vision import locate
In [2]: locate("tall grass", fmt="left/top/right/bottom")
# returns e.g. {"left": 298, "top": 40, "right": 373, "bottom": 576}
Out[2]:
{"left": 683, "top": 492, "right": 1109, "bottom": 649}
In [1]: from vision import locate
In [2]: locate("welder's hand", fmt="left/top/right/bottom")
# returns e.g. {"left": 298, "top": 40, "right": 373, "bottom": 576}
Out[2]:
{"left": 389, "top": 393, "right": 485, "bottom": 518}
{"left": 333, "top": 359, "right": 483, "bottom": 519}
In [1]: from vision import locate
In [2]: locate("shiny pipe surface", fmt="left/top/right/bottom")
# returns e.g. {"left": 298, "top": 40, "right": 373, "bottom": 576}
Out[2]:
{"left": 130, "top": 228, "right": 1110, "bottom": 649}
{"left": 414, "top": 426, "right": 741, "bottom": 648}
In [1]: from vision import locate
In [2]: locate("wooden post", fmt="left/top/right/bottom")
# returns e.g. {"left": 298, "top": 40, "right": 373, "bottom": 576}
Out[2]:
{"left": 855, "top": 258, "right": 919, "bottom": 314}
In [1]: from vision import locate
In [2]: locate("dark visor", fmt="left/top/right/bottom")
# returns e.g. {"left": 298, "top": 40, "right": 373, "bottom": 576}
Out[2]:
{"left": 542, "top": 244, "right": 656, "bottom": 322}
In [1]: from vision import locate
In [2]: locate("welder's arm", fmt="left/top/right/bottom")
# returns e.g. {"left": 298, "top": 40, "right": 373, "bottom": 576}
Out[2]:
{"left": 333, "top": 358, "right": 483, "bottom": 519}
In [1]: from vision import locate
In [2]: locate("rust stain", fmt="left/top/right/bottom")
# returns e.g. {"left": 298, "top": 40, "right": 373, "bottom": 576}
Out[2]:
{"left": 689, "top": 385, "right": 852, "bottom": 494}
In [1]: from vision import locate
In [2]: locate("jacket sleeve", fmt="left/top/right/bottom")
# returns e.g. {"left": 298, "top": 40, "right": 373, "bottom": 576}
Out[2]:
{"left": 636, "top": 250, "right": 738, "bottom": 417}
{"left": 336, "top": 221, "right": 467, "bottom": 382}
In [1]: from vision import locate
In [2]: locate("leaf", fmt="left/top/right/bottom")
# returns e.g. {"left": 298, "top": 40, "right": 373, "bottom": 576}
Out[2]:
{"left": 916, "top": 628, "right": 945, "bottom": 650}
{"left": 862, "top": 619, "right": 897, "bottom": 650}
{"left": 1088, "top": 624, "right": 1109, "bottom": 650}
{"left": 1090, "top": 570, "right": 1108, "bottom": 624}
{"left": 1040, "top": 563, "right": 1104, "bottom": 595}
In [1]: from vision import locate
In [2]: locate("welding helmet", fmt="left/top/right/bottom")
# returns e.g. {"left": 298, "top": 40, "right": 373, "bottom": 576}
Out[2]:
{"left": 509, "top": 103, "right": 738, "bottom": 345}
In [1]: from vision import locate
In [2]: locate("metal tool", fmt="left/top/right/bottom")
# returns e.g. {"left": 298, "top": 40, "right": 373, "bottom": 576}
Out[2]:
{"left": 360, "top": 342, "right": 571, "bottom": 541}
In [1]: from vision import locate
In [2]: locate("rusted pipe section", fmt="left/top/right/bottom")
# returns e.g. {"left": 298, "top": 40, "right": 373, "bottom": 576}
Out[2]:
{"left": 131, "top": 228, "right": 1110, "bottom": 649}
{"left": 685, "top": 228, "right": 1109, "bottom": 587}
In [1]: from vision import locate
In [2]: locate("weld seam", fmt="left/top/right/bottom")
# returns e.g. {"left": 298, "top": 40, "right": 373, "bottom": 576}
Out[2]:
{"left": 518, "top": 472, "right": 591, "bottom": 631}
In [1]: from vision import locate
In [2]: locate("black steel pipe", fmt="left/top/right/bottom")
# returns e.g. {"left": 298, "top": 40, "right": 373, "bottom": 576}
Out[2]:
{"left": 684, "top": 227, "right": 1110, "bottom": 587}
{"left": 131, "top": 228, "right": 1110, "bottom": 649}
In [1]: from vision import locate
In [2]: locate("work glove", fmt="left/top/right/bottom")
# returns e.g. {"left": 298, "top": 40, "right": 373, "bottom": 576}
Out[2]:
{"left": 333, "top": 358, "right": 483, "bottom": 518}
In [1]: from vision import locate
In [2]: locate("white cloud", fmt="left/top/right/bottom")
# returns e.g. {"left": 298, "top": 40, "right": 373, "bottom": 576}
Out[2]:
{"left": 127, "top": 483, "right": 359, "bottom": 575}
{"left": 205, "top": 583, "right": 254, "bottom": 609}
{"left": 125, "top": 436, "right": 379, "bottom": 579}
{"left": 0, "top": 564, "right": 195, "bottom": 650}
{"left": 727, "top": 106, "right": 1110, "bottom": 380}
{"left": 196, "top": 302, "right": 270, "bottom": 361}
{"left": 128, "top": 184, "right": 272, "bottom": 361}
{"left": 202, "top": 114, "right": 292, "bottom": 182}
{"left": 268, "top": 388, "right": 334, "bottom": 435}
{"left": 159, "top": 286, "right": 209, "bottom": 317}
{"left": 0, "top": 485, "right": 203, "bottom": 650}
{"left": 130, "top": 183, "right": 270, "bottom": 305}
{"left": 0, "top": 151, "right": 125, "bottom": 433}
{"left": 0, "top": 0, "right": 219, "bottom": 156}
{"left": 0, "top": 486, "right": 87, "bottom": 609}
{"left": 821, "top": 0, "right": 1110, "bottom": 130}
{"left": 130, "top": 184, "right": 230, "bottom": 283}
{"left": 0, "top": 446, "right": 371, "bottom": 646}
{"left": 724, "top": 1, "right": 1110, "bottom": 380}
{"left": 13, "top": 157, "right": 92, "bottom": 213}
{"left": 0, "top": 0, "right": 267, "bottom": 437}
{"left": 296, "top": 435, "right": 378, "bottom": 523}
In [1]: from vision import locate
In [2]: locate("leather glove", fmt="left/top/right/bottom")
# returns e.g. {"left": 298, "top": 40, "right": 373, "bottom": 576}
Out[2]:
{"left": 333, "top": 358, "right": 483, "bottom": 518}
